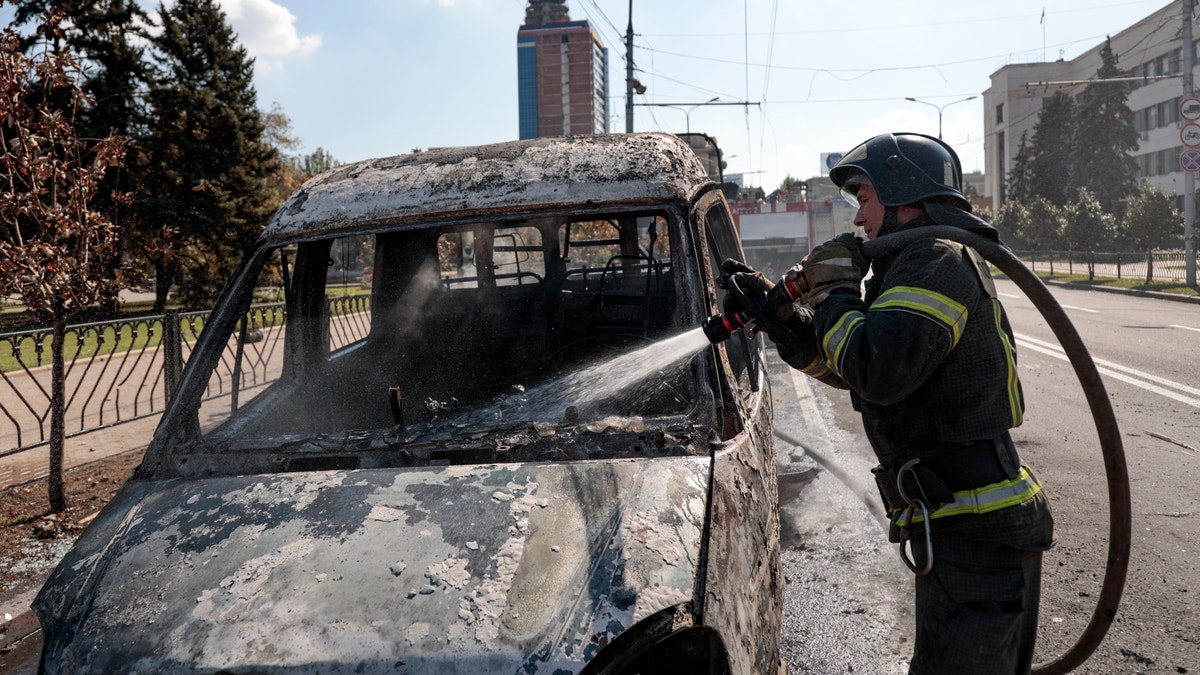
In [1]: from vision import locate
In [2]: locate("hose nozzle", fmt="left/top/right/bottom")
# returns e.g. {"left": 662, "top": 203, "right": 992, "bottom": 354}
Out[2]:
{"left": 702, "top": 265, "right": 807, "bottom": 344}
{"left": 702, "top": 310, "right": 750, "bottom": 344}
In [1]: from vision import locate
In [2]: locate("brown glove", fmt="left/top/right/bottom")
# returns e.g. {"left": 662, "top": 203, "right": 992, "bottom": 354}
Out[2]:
{"left": 798, "top": 233, "right": 868, "bottom": 306}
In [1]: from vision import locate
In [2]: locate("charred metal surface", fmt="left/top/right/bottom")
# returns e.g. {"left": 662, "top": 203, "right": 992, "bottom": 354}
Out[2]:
{"left": 36, "top": 457, "right": 711, "bottom": 673}
{"left": 702, "top": 377, "right": 783, "bottom": 675}
{"left": 262, "top": 134, "right": 712, "bottom": 243}
{"left": 37, "top": 133, "right": 784, "bottom": 673}
{"left": 169, "top": 416, "right": 701, "bottom": 479}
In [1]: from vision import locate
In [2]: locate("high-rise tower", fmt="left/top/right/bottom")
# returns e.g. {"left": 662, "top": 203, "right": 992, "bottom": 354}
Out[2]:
{"left": 517, "top": 0, "right": 609, "bottom": 139}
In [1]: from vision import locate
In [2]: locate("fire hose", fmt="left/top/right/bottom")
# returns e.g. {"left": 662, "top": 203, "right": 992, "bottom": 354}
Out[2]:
{"left": 709, "top": 226, "right": 1131, "bottom": 674}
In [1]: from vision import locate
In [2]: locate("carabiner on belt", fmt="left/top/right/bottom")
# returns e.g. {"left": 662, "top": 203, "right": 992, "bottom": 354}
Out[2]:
{"left": 896, "top": 459, "right": 934, "bottom": 575}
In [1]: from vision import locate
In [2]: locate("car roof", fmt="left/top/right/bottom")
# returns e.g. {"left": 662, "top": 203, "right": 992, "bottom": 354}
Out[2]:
{"left": 260, "top": 132, "right": 715, "bottom": 244}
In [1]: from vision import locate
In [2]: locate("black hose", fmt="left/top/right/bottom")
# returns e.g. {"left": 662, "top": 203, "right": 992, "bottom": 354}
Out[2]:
{"left": 859, "top": 226, "right": 1131, "bottom": 674}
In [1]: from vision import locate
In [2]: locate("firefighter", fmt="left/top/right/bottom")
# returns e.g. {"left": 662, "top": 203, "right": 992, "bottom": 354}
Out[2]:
{"left": 723, "top": 132, "right": 1054, "bottom": 674}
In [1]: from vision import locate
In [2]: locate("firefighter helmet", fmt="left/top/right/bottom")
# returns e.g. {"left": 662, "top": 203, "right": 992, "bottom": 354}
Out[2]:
{"left": 829, "top": 133, "right": 970, "bottom": 211}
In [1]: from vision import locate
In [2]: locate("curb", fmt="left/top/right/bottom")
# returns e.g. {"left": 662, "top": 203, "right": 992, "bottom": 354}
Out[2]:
{"left": 1044, "top": 279, "right": 1200, "bottom": 305}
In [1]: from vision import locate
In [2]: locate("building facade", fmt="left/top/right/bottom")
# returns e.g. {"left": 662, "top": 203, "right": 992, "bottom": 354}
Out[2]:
{"left": 985, "top": 2, "right": 1197, "bottom": 210}
{"left": 517, "top": 0, "right": 609, "bottom": 139}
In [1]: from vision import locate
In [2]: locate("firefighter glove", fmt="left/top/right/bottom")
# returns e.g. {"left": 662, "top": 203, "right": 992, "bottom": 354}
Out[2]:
{"left": 719, "top": 259, "right": 796, "bottom": 321}
{"left": 799, "top": 233, "right": 869, "bottom": 307}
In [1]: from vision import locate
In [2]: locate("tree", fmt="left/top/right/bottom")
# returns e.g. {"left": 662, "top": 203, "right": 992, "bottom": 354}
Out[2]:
{"left": 1122, "top": 183, "right": 1180, "bottom": 250}
{"left": 1022, "top": 197, "right": 1065, "bottom": 250}
{"left": 1069, "top": 37, "right": 1139, "bottom": 216}
{"left": 0, "top": 11, "right": 128, "bottom": 512}
{"left": 11, "top": 0, "right": 151, "bottom": 311}
{"left": 1006, "top": 131, "right": 1035, "bottom": 204}
{"left": 261, "top": 101, "right": 306, "bottom": 207}
{"left": 303, "top": 147, "right": 341, "bottom": 176}
{"left": 1028, "top": 91, "right": 1075, "bottom": 207}
{"left": 1063, "top": 188, "right": 1114, "bottom": 252}
{"left": 991, "top": 200, "right": 1029, "bottom": 249}
{"left": 139, "top": 0, "right": 278, "bottom": 310}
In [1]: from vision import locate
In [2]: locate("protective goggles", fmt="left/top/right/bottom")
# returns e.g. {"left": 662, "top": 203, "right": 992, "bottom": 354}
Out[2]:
{"left": 839, "top": 173, "right": 870, "bottom": 208}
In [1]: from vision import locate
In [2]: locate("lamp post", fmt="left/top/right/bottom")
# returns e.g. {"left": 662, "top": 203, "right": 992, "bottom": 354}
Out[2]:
{"left": 904, "top": 95, "right": 977, "bottom": 139}
{"left": 666, "top": 97, "right": 719, "bottom": 134}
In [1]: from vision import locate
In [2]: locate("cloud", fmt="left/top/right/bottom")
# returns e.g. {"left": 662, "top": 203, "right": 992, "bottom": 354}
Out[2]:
{"left": 218, "top": 0, "right": 321, "bottom": 58}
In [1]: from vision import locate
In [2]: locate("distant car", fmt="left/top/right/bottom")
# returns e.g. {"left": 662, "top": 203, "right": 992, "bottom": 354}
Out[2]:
{"left": 34, "top": 133, "right": 782, "bottom": 674}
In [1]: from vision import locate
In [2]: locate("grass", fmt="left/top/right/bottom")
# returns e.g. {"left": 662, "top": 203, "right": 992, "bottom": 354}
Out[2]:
{"left": 0, "top": 316, "right": 189, "bottom": 373}
{"left": 0, "top": 286, "right": 368, "bottom": 373}
{"left": 1032, "top": 271, "right": 1200, "bottom": 297}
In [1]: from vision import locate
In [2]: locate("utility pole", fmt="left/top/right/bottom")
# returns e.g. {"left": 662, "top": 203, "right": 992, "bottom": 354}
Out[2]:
{"left": 1186, "top": 0, "right": 1197, "bottom": 286}
{"left": 625, "top": 0, "right": 634, "bottom": 133}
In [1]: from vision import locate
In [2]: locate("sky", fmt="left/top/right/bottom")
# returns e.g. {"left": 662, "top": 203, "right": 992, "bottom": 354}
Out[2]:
{"left": 18, "top": 0, "right": 1182, "bottom": 192}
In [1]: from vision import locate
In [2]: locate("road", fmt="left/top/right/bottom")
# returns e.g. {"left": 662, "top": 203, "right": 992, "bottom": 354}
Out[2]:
{"left": 3, "top": 282, "right": 1197, "bottom": 673}
{"left": 771, "top": 280, "right": 1199, "bottom": 673}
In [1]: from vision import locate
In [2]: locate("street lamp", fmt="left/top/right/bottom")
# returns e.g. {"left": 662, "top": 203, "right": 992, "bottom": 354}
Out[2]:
{"left": 904, "top": 95, "right": 977, "bottom": 139}
{"left": 669, "top": 97, "right": 720, "bottom": 134}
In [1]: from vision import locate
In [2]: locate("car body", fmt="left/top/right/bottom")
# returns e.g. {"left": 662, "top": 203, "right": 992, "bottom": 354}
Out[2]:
{"left": 34, "top": 133, "right": 782, "bottom": 674}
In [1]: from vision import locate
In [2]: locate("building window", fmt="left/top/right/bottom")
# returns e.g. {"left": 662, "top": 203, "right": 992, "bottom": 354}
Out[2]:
{"left": 995, "top": 103, "right": 1004, "bottom": 124}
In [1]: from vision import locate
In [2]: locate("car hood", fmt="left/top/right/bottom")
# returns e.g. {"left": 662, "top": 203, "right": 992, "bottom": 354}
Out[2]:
{"left": 35, "top": 456, "right": 710, "bottom": 674}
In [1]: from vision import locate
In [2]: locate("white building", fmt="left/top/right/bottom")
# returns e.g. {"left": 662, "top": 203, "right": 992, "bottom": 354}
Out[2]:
{"left": 985, "top": 1, "right": 1195, "bottom": 210}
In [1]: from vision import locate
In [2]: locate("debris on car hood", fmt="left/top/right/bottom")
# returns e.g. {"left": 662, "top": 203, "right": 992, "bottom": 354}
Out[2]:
{"left": 35, "top": 456, "right": 711, "bottom": 673}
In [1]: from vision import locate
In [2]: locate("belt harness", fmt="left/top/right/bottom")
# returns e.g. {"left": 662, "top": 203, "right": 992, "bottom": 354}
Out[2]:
{"left": 890, "top": 460, "right": 1043, "bottom": 575}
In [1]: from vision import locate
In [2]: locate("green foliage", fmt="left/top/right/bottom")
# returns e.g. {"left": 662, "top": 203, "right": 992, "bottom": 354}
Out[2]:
{"left": 1069, "top": 39, "right": 1139, "bottom": 215}
{"left": 1022, "top": 197, "right": 1065, "bottom": 250}
{"left": 1028, "top": 92, "right": 1075, "bottom": 206}
{"left": 1123, "top": 183, "right": 1181, "bottom": 250}
{"left": 139, "top": 0, "right": 279, "bottom": 309}
{"left": 991, "top": 200, "right": 1029, "bottom": 249}
{"left": 303, "top": 147, "right": 341, "bottom": 176}
{"left": 1063, "top": 188, "right": 1113, "bottom": 251}
{"left": 1006, "top": 131, "right": 1034, "bottom": 204}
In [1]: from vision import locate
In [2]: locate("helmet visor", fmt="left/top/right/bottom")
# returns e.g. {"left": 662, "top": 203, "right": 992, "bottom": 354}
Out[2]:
{"left": 839, "top": 173, "right": 870, "bottom": 208}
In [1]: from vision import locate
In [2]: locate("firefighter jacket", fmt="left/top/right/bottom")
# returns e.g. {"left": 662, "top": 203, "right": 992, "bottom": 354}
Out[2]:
{"left": 783, "top": 210, "right": 1024, "bottom": 471}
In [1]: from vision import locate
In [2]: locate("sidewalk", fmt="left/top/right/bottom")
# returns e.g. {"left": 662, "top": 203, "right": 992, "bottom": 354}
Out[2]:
{"left": 0, "top": 415, "right": 158, "bottom": 491}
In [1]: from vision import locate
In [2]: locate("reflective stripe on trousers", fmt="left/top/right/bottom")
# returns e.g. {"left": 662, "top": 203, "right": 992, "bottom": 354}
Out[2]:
{"left": 894, "top": 466, "right": 1042, "bottom": 523}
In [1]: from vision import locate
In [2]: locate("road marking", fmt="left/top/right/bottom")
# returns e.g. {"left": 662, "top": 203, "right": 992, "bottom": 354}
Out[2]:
{"left": 998, "top": 293, "right": 1098, "bottom": 313}
{"left": 1015, "top": 333, "right": 1200, "bottom": 409}
{"left": 1172, "top": 324, "right": 1200, "bottom": 333}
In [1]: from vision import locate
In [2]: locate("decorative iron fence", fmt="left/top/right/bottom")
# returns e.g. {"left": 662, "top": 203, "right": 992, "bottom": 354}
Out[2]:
{"left": 1015, "top": 249, "right": 1190, "bottom": 284}
{"left": 0, "top": 296, "right": 370, "bottom": 459}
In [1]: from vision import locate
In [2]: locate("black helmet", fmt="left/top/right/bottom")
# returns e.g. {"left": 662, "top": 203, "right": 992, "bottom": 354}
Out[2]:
{"left": 829, "top": 133, "right": 969, "bottom": 211}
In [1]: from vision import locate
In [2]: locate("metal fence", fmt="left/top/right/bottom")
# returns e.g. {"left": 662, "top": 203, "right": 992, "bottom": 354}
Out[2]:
{"left": 1015, "top": 249, "right": 1191, "bottom": 284}
{"left": 0, "top": 296, "right": 370, "bottom": 459}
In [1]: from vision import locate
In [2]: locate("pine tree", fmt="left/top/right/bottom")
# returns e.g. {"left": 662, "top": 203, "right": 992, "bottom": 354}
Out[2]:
{"left": 1028, "top": 91, "right": 1075, "bottom": 207}
{"left": 1006, "top": 131, "right": 1035, "bottom": 204}
{"left": 140, "top": 0, "right": 279, "bottom": 310}
{"left": 1069, "top": 38, "right": 1139, "bottom": 216}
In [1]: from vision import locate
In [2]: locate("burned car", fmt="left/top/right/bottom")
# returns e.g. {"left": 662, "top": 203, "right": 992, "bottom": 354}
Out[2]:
{"left": 34, "top": 133, "right": 782, "bottom": 674}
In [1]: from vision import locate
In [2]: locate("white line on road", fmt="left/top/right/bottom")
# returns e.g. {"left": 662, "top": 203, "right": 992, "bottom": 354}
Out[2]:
{"left": 1171, "top": 324, "right": 1200, "bottom": 333}
{"left": 1058, "top": 304, "right": 1099, "bottom": 313}
{"left": 1015, "top": 332, "right": 1200, "bottom": 409}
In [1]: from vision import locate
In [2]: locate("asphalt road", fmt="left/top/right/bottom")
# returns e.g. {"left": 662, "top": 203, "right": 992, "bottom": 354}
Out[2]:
{"left": 771, "top": 279, "right": 1200, "bottom": 674}
{"left": 4, "top": 281, "right": 1197, "bottom": 673}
